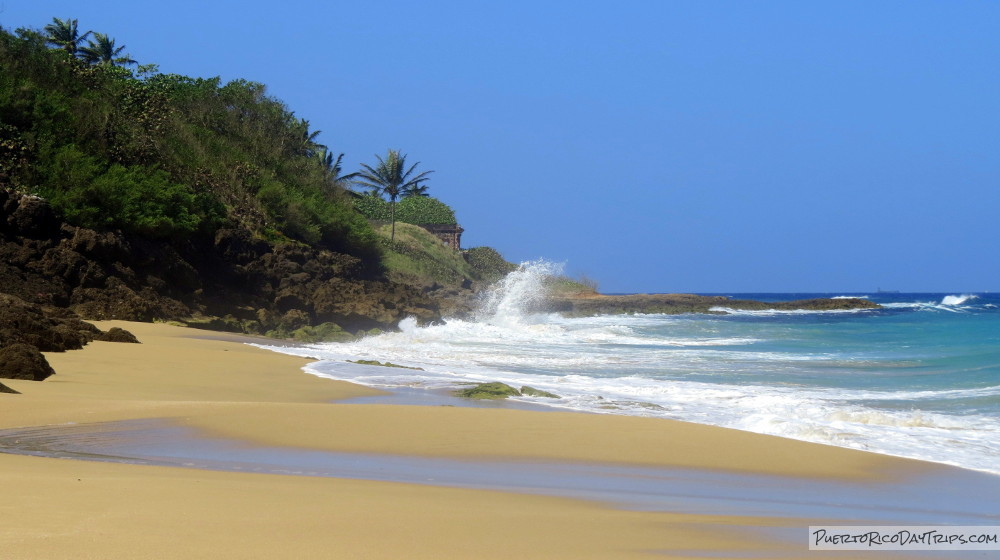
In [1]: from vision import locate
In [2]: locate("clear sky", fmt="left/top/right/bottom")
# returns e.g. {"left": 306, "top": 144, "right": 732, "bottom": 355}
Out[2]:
{"left": 4, "top": 1, "right": 998, "bottom": 293}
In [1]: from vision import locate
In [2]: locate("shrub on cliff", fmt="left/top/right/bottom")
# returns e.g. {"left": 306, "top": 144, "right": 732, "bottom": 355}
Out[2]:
{"left": 395, "top": 196, "right": 456, "bottom": 225}
{"left": 39, "top": 151, "right": 210, "bottom": 238}
{"left": 464, "top": 246, "right": 516, "bottom": 283}
{"left": 354, "top": 194, "right": 457, "bottom": 226}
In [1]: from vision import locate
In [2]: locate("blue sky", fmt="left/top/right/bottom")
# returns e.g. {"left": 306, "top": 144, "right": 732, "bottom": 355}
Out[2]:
{"left": 4, "top": 1, "right": 998, "bottom": 293}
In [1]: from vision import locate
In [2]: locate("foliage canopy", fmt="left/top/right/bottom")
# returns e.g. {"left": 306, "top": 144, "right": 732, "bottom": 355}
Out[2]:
{"left": 353, "top": 194, "right": 457, "bottom": 225}
{"left": 0, "top": 21, "right": 380, "bottom": 267}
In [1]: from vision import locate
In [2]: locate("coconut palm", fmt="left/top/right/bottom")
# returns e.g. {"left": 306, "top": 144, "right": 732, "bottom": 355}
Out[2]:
{"left": 43, "top": 17, "right": 91, "bottom": 56}
{"left": 317, "top": 148, "right": 357, "bottom": 189}
{"left": 78, "top": 32, "right": 136, "bottom": 66}
{"left": 353, "top": 149, "right": 433, "bottom": 242}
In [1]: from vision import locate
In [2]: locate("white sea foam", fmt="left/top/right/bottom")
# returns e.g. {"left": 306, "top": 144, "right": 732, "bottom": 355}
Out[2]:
{"left": 942, "top": 294, "right": 979, "bottom": 306}
{"left": 257, "top": 270, "right": 1000, "bottom": 475}
{"left": 708, "top": 306, "right": 872, "bottom": 316}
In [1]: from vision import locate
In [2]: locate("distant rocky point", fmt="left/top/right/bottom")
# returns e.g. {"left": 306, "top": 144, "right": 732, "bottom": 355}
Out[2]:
{"left": 544, "top": 293, "right": 880, "bottom": 316}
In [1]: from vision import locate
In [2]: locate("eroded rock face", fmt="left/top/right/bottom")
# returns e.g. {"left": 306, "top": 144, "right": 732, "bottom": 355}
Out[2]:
{"left": 0, "top": 293, "right": 102, "bottom": 352}
{"left": 1, "top": 189, "right": 446, "bottom": 335}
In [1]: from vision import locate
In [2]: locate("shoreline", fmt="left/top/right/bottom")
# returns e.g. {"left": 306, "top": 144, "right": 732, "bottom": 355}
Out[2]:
{"left": 1, "top": 320, "right": 994, "bottom": 558}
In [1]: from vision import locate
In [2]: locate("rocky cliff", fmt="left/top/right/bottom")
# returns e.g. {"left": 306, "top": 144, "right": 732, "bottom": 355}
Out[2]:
{"left": 1, "top": 189, "right": 442, "bottom": 334}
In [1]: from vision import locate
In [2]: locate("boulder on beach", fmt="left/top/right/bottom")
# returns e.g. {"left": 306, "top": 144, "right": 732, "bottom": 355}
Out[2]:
{"left": 97, "top": 327, "right": 141, "bottom": 344}
{"left": 0, "top": 342, "right": 56, "bottom": 381}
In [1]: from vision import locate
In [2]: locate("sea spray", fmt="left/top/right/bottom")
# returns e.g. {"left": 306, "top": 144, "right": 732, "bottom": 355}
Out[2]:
{"left": 474, "top": 259, "right": 564, "bottom": 326}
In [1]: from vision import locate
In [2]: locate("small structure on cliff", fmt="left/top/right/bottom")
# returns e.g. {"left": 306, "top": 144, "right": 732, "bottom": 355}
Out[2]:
{"left": 419, "top": 223, "right": 464, "bottom": 250}
{"left": 353, "top": 194, "right": 465, "bottom": 250}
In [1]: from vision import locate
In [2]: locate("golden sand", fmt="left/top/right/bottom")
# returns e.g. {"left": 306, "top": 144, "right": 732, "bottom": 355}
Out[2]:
{"left": 0, "top": 321, "right": 940, "bottom": 559}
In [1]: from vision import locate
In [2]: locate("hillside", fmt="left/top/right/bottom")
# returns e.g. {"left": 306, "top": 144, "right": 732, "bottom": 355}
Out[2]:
{"left": 0, "top": 17, "right": 495, "bottom": 383}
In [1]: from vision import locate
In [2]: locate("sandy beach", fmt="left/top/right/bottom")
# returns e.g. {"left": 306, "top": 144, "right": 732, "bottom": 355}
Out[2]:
{"left": 0, "top": 321, "right": 986, "bottom": 559}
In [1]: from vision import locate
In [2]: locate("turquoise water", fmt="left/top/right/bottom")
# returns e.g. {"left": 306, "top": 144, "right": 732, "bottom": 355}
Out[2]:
{"left": 264, "top": 265, "right": 1000, "bottom": 475}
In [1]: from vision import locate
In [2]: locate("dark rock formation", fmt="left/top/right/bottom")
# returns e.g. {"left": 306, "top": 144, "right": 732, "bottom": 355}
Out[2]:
{"left": 97, "top": 327, "right": 140, "bottom": 343}
{"left": 0, "top": 293, "right": 102, "bottom": 352}
{"left": 0, "top": 189, "right": 444, "bottom": 335}
{"left": 0, "top": 293, "right": 142, "bottom": 384}
{"left": 0, "top": 342, "right": 56, "bottom": 381}
{"left": 0, "top": 381, "right": 18, "bottom": 394}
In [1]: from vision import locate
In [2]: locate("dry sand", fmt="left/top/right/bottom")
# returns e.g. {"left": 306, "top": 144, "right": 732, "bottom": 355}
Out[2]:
{"left": 0, "top": 321, "right": 948, "bottom": 559}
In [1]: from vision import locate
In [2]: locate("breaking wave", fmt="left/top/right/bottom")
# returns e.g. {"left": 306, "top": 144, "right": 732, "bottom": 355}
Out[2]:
{"left": 257, "top": 269, "right": 1000, "bottom": 475}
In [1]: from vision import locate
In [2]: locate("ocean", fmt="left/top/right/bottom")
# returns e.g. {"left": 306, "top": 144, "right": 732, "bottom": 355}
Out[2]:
{"left": 264, "top": 262, "right": 1000, "bottom": 476}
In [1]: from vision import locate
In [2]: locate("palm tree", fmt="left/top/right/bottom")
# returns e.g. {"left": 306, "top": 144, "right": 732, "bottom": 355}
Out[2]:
{"left": 43, "top": 17, "right": 91, "bottom": 56}
{"left": 78, "top": 32, "right": 136, "bottom": 66}
{"left": 316, "top": 148, "right": 357, "bottom": 189}
{"left": 353, "top": 149, "right": 434, "bottom": 242}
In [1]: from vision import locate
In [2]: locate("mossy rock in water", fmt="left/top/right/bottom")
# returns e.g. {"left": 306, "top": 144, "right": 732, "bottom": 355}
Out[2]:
{"left": 292, "top": 322, "right": 354, "bottom": 343}
{"left": 454, "top": 382, "right": 521, "bottom": 400}
{"left": 348, "top": 360, "right": 423, "bottom": 370}
{"left": 520, "top": 385, "right": 560, "bottom": 398}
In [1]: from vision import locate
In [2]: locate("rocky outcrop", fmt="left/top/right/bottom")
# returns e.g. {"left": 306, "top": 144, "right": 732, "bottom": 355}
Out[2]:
{"left": 0, "top": 343, "right": 56, "bottom": 381}
{"left": 0, "top": 293, "right": 141, "bottom": 384}
{"left": 1, "top": 189, "right": 443, "bottom": 336}
{"left": 0, "top": 293, "right": 103, "bottom": 352}
{"left": 97, "top": 327, "right": 141, "bottom": 343}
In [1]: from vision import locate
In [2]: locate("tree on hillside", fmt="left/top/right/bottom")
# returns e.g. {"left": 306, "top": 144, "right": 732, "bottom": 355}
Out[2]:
{"left": 43, "top": 17, "right": 90, "bottom": 56}
{"left": 78, "top": 32, "right": 136, "bottom": 66}
{"left": 317, "top": 149, "right": 357, "bottom": 189}
{"left": 353, "top": 149, "right": 433, "bottom": 242}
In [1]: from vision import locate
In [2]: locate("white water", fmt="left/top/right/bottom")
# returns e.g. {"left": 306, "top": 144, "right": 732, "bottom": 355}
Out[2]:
{"left": 942, "top": 294, "right": 979, "bottom": 306}
{"left": 259, "top": 263, "right": 1000, "bottom": 476}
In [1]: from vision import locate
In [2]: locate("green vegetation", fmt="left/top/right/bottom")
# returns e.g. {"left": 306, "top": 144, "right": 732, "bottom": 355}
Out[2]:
{"left": 41, "top": 17, "right": 90, "bottom": 55}
{"left": 354, "top": 194, "right": 457, "bottom": 225}
{"left": 1, "top": 16, "right": 535, "bottom": 304}
{"left": 463, "top": 247, "right": 517, "bottom": 284}
{"left": 545, "top": 276, "right": 600, "bottom": 298}
{"left": 0, "top": 20, "right": 380, "bottom": 268}
{"left": 78, "top": 32, "right": 136, "bottom": 67}
{"left": 353, "top": 149, "right": 434, "bottom": 242}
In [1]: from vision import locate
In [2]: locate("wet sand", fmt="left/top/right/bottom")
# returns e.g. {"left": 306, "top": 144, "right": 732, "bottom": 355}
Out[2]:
{"left": 0, "top": 321, "right": 993, "bottom": 559}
